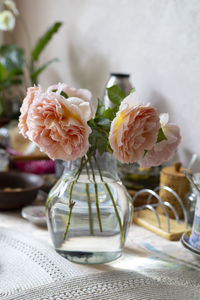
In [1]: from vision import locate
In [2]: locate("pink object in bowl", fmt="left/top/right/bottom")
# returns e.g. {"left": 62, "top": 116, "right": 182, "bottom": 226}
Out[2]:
{"left": 7, "top": 148, "right": 55, "bottom": 174}
{"left": 15, "top": 160, "right": 55, "bottom": 174}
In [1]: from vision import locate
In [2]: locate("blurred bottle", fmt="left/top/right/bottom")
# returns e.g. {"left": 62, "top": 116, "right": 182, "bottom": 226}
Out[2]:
{"left": 103, "top": 73, "right": 133, "bottom": 109}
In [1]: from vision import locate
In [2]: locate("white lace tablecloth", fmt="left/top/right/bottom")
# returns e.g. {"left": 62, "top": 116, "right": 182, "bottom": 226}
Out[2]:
{"left": 0, "top": 210, "right": 200, "bottom": 299}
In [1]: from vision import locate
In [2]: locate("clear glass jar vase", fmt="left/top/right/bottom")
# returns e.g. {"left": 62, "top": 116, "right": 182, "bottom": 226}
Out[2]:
{"left": 46, "top": 152, "right": 132, "bottom": 264}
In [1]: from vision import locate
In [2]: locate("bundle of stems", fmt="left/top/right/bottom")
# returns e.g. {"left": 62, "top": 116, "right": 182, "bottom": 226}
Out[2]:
{"left": 62, "top": 153, "right": 125, "bottom": 244}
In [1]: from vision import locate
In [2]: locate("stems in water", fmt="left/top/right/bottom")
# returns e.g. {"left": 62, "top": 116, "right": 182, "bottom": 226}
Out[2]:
{"left": 105, "top": 183, "right": 124, "bottom": 244}
{"left": 85, "top": 183, "right": 94, "bottom": 235}
{"left": 45, "top": 194, "right": 53, "bottom": 208}
{"left": 88, "top": 157, "right": 103, "bottom": 232}
{"left": 63, "top": 181, "right": 75, "bottom": 239}
{"left": 63, "top": 157, "right": 88, "bottom": 239}
{"left": 93, "top": 155, "right": 103, "bottom": 181}
{"left": 85, "top": 160, "right": 94, "bottom": 235}
{"left": 93, "top": 154, "right": 125, "bottom": 244}
{"left": 63, "top": 153, "right": 124, "bottom": 244}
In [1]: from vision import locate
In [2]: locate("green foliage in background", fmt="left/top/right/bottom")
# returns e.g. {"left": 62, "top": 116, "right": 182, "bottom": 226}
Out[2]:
{"left": 30, "top": 22, "right": 62, "bottom": 85}
{"left": 0, "top": 14, "right": 62, "bottom": 117}
{"left": 0, "top": 45, "right": 24, "bottom": 115}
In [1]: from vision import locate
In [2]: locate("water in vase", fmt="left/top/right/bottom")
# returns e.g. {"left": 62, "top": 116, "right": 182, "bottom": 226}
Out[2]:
{"left": 47, "top": 174, "right": 131, "bottom": 264}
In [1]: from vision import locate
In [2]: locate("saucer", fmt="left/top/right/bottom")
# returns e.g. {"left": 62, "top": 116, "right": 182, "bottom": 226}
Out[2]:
{"left": 22, "top": 205, "right": 46, "bottom": 226}
{"left": 181, "top": 231, "right": 200, "bottom": 258}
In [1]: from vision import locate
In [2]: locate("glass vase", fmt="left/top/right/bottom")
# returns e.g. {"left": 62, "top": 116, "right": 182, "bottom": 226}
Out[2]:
{"left": 46, "top": 152, "right": 132, "bottom": 264}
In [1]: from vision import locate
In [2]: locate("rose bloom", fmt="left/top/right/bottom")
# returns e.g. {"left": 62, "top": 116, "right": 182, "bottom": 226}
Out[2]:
{"left": 47, "top": 83, "right": 95, "bottom": 118}
{"left": 109, "top": 93, "right": 160, "bottom": 164}
{"left": 139, "top": 113, "right": 181, "bottom": 168}
{"left": 19, "top": 86, "right": 42, "bottom": 137}
{"left": 18, "top": 84, "right": 93, "bottom": 161}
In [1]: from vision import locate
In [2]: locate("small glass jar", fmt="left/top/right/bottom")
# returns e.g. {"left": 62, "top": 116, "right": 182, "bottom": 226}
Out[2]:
{"left": 118, "top": 162, "right": 161, "bottom": 191}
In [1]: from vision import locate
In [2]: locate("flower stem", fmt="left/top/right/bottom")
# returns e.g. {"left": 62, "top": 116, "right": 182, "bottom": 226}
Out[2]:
{"left": 93, "top": 155, "right": 103, "bottom": 181}
{"left": 85, "top": 183, "right": 94, "bottom": 235}
{"left": 45, "top": 194, "right": 53, "bottom": 208}
{"left": 63, "top": 157, "right": 87, "bottom": 239}
{"left": 88, "top": 157, "right": 102, "bottom": 232}
{"left": 85, "top": 159, "right": 90, "bottom": 181}
{"left": 63, "top": 181, "right": 75, "bottom": 239}
{"left": 85, "top": 161, "right": 94, "bottom": 235}
{"left": 105, "top": 183, "right": 124, "bottom": 245}
{"left": 93, "top": 155, "right": 125, "bottom": 244}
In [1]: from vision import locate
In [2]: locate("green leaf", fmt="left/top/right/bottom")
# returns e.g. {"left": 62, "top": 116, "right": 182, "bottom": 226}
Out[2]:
{"left": 103, "top": 105, "right": 118, "bottom": 121}
{"left": 1, "top": 79, "right": 12, "bottom": 89}
{"left": 31, "top": 58, "right": 59, "bottom": 83}
{"left": 60, "top": 91, "right": 68, "bottom": 99}
{"left": 10, "top": 78, "right": 22, "bottom": 85}
{"left": 89, "top": 128, "right": 108, "bottom": 155}
{"left": 107, "top": 84, "right": 126, "bottom": 105}
{"left": 0, "top": 97, "right": 5, "bottom": 116}
{"left": 96, "top": 98, "right": 105, "bottom": 117}
{"left": 129, "top": 87, "right": 136, "bottom": 94}
{"left": 51, "top": 89, "right": 68, "bottom": 99}
{"left": 8, "top": 68, "right": 23, "bottom": 79}
{"left": 157, "top": 127, "right": 167, "bottom": 143}
{"left": 0, "top": 78, "right": 21, "bottom": 89}
{"left": 0, "top": 45, "right": 25, "bottom": 71}
{"left": 88, "top": 119, "right": 97, "bottom": 129}
{"left": 31, "top": 22, "right": 62, "bottom": 61}
{"left": 143, "top": 150, "right": 148, "bottom": 157}
{"left": 0, "top": 63, "right": 6, "bottom": 82}
{"left": 96, "top": 118, "right": 110, "bottom": 130}
{"left": 104, "top": 108, "right": 114, "bottom": 120}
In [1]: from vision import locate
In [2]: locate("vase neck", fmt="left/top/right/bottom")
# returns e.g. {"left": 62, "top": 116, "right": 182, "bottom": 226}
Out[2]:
{"left": 63, "top": 152, "right": 119, "bottom": 183}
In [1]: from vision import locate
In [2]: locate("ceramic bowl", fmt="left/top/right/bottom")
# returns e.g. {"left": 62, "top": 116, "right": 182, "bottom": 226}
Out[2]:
{"left": 0, "top": 171, "right": 44, "bottom": 210}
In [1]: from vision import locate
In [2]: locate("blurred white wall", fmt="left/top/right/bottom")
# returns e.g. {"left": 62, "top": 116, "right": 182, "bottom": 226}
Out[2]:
{"left": 15, "top": 0, "right": 200, "bottom": 170}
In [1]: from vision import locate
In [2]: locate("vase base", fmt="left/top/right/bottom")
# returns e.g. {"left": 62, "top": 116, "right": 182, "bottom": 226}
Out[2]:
{"left": 56, "top": 249, "right": 122, "bottom": 264}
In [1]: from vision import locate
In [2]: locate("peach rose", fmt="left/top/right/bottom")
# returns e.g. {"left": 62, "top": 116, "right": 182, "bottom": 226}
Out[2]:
{"left": 47, "top": 83, "right": 96, "bottom": 118}
{"left": 18, "top": 84, "right": 93, "bottom": 161}
{"left": 109, "top": 94, "right": 160, "bottom": 163}
{"left": 18, "top": 86, "right": 42, "bottom": 136}
{"left": 139, "top": 113, "right": 181, "bottom": 168}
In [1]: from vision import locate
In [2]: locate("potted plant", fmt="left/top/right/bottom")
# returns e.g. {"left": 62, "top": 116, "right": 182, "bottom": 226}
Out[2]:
{"left": 0, "top": 0, "right": 62, "bottom": 123}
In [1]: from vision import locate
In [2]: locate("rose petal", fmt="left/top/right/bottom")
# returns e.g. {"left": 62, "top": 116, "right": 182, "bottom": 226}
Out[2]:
{"left": 18, "top": 84, "right": 92, "bottom": 161}
{"left": 109, "top": 101, "right": 160, "bottom": 164}
{"left": 139, "top": 123, "right": 181, "bottom": 168}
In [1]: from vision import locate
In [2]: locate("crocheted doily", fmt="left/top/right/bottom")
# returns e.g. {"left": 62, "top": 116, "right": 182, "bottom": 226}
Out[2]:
{"left": 1, "top": 227, "right": 200, "bottom": 300}
{"left": 2, "top": 270, "right": 200, "bottom": 300}
{"left": 0, "top": 227, "right": 82, "bottom": 298}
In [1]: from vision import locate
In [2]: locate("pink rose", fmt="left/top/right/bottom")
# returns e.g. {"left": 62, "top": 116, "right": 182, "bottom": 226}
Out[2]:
{"left": 139, "top": 113, "right": 181, "bottom": 168}
{"left": 18, "top": 84, "right": 93, "bottom": 161}
{"left": 18, "top": 86, "right": 42, "bottom": 136}
{"left": 109, "top": 94, "right": 160, "bottom": 164}
{"left": 47, "top": 83, "right": 96, "bottom": 118}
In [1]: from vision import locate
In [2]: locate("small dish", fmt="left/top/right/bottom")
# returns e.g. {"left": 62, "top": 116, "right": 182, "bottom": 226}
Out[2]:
{"left": 181, "top": 231, "right": 200, "bottom": 258}
{"left": 0, "top": 171, "right": 44, "bottom": 209}
{"left": 22, "top": 205, "right": 46, "bottom": 226}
